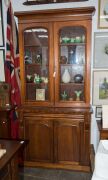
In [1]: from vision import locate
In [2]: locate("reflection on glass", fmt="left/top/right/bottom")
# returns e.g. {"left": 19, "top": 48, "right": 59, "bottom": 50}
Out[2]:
{"left": 24, "top": 28, "right": 49, "bottom": 101}
{"left": 59, "top": 26, "right": 86, "bottom": 102}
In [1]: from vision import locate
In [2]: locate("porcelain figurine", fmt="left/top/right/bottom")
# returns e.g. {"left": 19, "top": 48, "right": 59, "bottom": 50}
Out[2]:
{"left": 61, "top": 91, "right": 68, "bottom": 100}
{"left": 75, "top": 90, "right": 82, "bottom": 101}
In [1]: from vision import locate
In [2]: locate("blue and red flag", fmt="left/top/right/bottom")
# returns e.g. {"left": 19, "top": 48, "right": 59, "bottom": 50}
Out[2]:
{"left": 5, "top": 0, "right": 21, "bottom": 139}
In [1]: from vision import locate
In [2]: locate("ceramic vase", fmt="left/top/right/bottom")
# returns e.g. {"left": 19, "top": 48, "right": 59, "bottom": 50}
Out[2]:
{"left": 62, "top": 68, "right": 71, "bottom": 83}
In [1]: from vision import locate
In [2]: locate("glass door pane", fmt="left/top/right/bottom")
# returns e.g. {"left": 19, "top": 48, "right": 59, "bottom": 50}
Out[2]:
{"left": 24, "top": 28, "right": 49, "bottom": 101}
{"left": 59, "top": 26, "right": 86, "bottom": 102}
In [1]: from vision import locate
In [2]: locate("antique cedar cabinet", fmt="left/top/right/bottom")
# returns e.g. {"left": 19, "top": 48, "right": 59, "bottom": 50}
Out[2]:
{"left": 15, "top": 7, "right": 95, "bottom": 171}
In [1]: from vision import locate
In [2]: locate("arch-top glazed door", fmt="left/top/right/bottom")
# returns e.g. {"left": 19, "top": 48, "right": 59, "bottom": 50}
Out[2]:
{"left": 54, "top": 20, "right": 91, "bottom": 107}
{"left": 20, "top": 23, "right": 54, "bottom": 106}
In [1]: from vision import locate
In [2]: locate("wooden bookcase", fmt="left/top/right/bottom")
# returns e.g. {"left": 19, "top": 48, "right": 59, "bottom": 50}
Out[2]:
{"left": 15, "top": 7, "right": 95, "bottom": 172}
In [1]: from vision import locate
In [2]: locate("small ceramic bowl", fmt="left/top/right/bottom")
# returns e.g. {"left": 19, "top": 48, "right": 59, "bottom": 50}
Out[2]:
{"left": 70, "top": 38, "right": 75, "bottom": 43}
{"left": 62, "top": 37, "right": 70, "bottom": 43}
{"left": 74, "top": 74, "right": 83, "bottom": 83}
{"left": 75, "top": 36, "right": 81, "bottom": 43}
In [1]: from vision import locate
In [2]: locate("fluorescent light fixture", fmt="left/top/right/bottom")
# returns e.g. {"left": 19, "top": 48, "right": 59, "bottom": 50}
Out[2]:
{"left": 25, "top": 29, "right": 47, "bottom": 32}
{"left": 38, "top": 35, "right": 48, "bottom": 38}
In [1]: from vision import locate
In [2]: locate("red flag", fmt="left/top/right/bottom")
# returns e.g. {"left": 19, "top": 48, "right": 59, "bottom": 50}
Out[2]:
{"left": 5, "top": 0, "right": 21, "bottom": 139}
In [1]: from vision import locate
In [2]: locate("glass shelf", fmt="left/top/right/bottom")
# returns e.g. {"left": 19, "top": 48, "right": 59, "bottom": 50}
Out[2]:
{"left": 60, "top": 83, "right": 84, "bottom": 86}
{"left": 60, "top": 43, "right": 85, "bottom": 46}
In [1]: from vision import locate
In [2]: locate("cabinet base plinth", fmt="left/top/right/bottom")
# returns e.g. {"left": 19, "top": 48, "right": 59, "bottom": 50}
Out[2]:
{"left": 24, "top": 161, "right": 90, "bottom": 172}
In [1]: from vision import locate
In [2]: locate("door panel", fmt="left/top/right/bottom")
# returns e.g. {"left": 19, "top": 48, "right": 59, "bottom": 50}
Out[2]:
{"left": 54, "top": 118, "right": 83, "bottom": 164}
{"left": 24, "top": 117, "right": 53, "bottom": 162}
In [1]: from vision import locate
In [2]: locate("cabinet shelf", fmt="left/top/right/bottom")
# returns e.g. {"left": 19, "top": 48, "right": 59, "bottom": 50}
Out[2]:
{"left": 60, "top": 82, "right": 84, "bottom": 85}
{"left": 60, "top": 63, "right": 84, "bottom": 66}
{"left": 60, "top": 43, "right": 85, "bottom": 46}
{"left": 26, "top": 82, "right": 48, "bottom": 85}
{"left": 24, "top": 45, "right": 48, "bottom": 47}
{"left": 25, "top": 64, "right": 49, "bottom": 67}
{"left": 60, "top": 100, "right": 83, "bottom": 102}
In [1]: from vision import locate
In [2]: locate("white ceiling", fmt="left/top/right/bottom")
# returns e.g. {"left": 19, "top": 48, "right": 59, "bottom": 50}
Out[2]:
{"left": 12, "top": 0, "right": 96, "bottom": 12}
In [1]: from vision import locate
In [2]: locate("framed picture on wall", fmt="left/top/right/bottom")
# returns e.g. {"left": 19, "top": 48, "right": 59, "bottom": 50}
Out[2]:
{"left": 93, "top": 32, "right": 108, "bottom": 68}
{"left": 98, "top": 0, "right": 108, "bottom": 28}
{"left": 0, "top": 0, "right": 4, "bottom": 46}
{"left": 93, "top": 71, "right": 108, "bottom": 105}
{"left": 0, "top": 50, "right": 5, "bottom": 81}
{"left": 95, "top": 106, "right": 102, "bottom": 118}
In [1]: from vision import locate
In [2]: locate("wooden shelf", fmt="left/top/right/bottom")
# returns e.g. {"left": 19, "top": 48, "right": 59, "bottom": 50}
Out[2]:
{"left": 60, "top": 82, "right": 84, "bottom": 85}
{"left": 60, "top": 100, "right": 84, "bottom": 102}
{"left": 97, "top": 120, "right": 108, "bottom": 130}
{"left": 24, "top": 44, "right": 48, "bottom": 47}
{"left": 26, "top": 82, "right": 48, "bottom": 85}
{"left": 25, "top": 64, "right": 49, "bottom": 67}
{"left": 60, "top": 42, "right": 85, "bottom": 46}
{"left": 60, "top": 63, "right": 84, "bottom": 66}
{"left": 97, "top": 120, "right": 108, "bottom": 140}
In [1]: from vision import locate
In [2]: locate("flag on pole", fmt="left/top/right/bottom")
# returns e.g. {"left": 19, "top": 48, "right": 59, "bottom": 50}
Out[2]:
{"left": 5, "top": 0, "right": 21, "bottom": 138}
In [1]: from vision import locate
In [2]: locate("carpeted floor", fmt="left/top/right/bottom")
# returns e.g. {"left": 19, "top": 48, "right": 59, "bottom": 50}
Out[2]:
{"left": 19, "top": 167, "right": 92, "bottom": 180}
